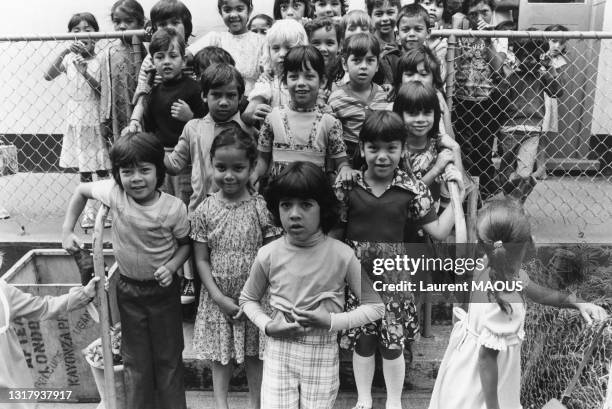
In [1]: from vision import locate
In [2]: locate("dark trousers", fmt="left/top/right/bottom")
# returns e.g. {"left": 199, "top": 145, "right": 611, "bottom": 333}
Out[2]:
{"left": 117, "top": 275, "right": 186, "bottom": 409}
{"left": 453, "top": 98, "right": 503, "bottom": 197}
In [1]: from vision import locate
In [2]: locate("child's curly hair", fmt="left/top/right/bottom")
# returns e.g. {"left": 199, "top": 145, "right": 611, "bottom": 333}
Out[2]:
{"left": 264, "top": 162, "right": 340, "bottom": 234}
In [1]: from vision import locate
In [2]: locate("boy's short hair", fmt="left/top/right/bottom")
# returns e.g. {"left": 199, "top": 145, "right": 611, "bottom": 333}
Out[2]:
{"left": 194, "top": 46, "right": 236, "bottom": 77}
{"left": 111, "top": 132, "right": 166, "bottom": 189}
{"left": 150, "top": 0, "right": 193, "bottom": 39}
{"left": 359, "top": 110, "right": 406, "bottom": 145}
{"left": 264, "top": 161, "right": 339, "bottom": 234}
{"left": 304, "top": 17, "right": 342, "bottom": 44}
{"left": 201, "top": 63, "right": 245, "bottom": 97}
{"left": 218, "top": 0, "right": 253, "bottom": 13}
{"left": 273, "top": 0, "right": 312, "bottom": 20}
{"left": 339, "top": 10, "right": 374, "bottom": 38}
{"left": 365, "top": 0, "right": 401, "bottom": 15}
{"left": 343, "top": 32, "right": 380, "bottom": 61}
{"left": 149, "top": 27, "right": 186, "bottom": 56}
{"left": 397, "top": 3, "right": 431, "bottom": 29}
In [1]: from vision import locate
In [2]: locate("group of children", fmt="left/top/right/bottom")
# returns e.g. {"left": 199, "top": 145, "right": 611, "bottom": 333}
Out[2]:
{"left": 20, "top": 0, "right": 604, "bottom": 408}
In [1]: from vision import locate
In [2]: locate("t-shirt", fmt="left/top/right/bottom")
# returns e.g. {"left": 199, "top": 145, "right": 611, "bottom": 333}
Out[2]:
{"left": 143, "top": 75, "right": 206, "bottom": 147}
{"left": 91, "top": 179, "right": 190, "bottom": 280}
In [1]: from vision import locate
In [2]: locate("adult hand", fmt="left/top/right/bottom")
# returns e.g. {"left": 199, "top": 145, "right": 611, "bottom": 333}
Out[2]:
{"left": 63, "top": 232, "right": 84, "bottom": 255}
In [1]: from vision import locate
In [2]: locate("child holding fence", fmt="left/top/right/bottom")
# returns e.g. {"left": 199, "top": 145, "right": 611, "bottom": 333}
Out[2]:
{"left": 428, "top": 198, "right": 608, "bottom": 409}
{"left": 100, "top": 0, "right": 147, "bottom": 142}
{"left": 44, "top": 12, "right": 111, "bottom": 230}
{"left": 333, "top": 110, "right": 464, "bottom": 409}
{"left": 62, "top": 132, "right": 191, "bottom": 409}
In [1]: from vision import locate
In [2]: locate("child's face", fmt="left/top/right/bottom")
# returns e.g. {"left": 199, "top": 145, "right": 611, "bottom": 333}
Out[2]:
{"left": 309, "top": 27, "right": 340, "bottom": 68}
{"left": 112, "top": 9, "right": 141, "bottom": 31}
{"left": 249, "top": 17, "right": 271, "bottom": 35}
{"left": 152, "top": 39, "right": 185, "bottom": 81}
{"left": 403, "top": 109, "right": 434, "bottom": 139}
{"left": 420, "top": 0, "right": 444, "bottom": 27}
{"left": 286, "top": 62, "right": 323, "bottom": 109}
{"left": 220, "top": 0, "right": 251, "bottom": 35}
{"left": 205, "top": 82, "right": 241, "bottom": 123}
{"left": 212, "top": 146, "right": 253, "bottom": 198}
{"left": 280, "top": 0, "right": 307, "bottom": 21}
{"left": 270, "top": 41, "right": 292, "bottom": 73}
{"left": 70, "top": 20, "right": 96, "bottom": 56}
{"left": 345, "top": 51, "right": 379, "bottom": 87}
{"left": 467, "top": 1, "right": 493, "bottom": 27}
{"left": 397, "top": 15, "right": 429, "bottom": 51}
{"left": 155, "top": 17, "right": 186, "bottom": 40}
{"left": 314, "top": 0, "right": 343, "bottom": 18}
{"left": 548, "top": 39, "right": 564, "bottom": 57}
{"left": 119, "top": 161, "right": 159, "bottom": 205}
{"left": 370, "top": 2, "right": 399, "bottom": 37}
{"left": 344, "top": 23, "right": 372, "bottom": 40}
{"left": 360, "top": 139, "right": 402, "bottom": 181}
{"left": 279, "top": 198, "right": 322, "bottom": 241}
{"left": 402, "top": 62, "right": 434, "bottom": 87}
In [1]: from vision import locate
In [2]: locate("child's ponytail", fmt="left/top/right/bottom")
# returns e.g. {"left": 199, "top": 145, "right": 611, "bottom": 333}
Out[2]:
{"left": 476, "top": 198, "right": 533, "bottom": 313}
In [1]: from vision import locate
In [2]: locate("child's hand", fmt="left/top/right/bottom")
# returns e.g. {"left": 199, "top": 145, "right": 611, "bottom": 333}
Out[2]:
{"left": 476, "top": 17, "right": 493, "bottom": 31}
{"left": 73, "top": 55, "right": 88, "bottom": 75}
{"left": 291, "top": 307, "right": 331, "bottom": 330}
{"left": 443, "top": 165, "right": 466, "bottom": 201}
{"left": 336, "top": 166, "right": 359, "bottom": 187}
{"left": 83, "top": 276, "right": 101, "bottom": 299}
{"left": 63, "top": 232, "right": 84, "bottom": 255}
{"left": 68, "top": 41, "right": 89, "bottom": 56}
{"left": 171, "top": 100, "right": 194, "bottom": 122}
{"left": 153, "top": 265, "right": 174, "bottom": 287}
{"left": 265, "top": 316, "right": 306, "bottom": 338}
{"left": 253, "top": 104, "right": 272, "bottom": 123}
{"left": 434, "top": 149, "right": 455, "bottom": 176}
{"left": 576, "top": 303, "right": 608, "bottom": 325}
{"left": 123, "top": 120, "right": 142, "bottom": 136}
{"left": 216, "top": 295, "right": 241, "bottom": 320}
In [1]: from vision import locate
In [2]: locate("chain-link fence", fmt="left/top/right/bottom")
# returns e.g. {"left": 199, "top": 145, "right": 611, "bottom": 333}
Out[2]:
{"left": 0, "top": 30, "right": 145, "bottom": 226}
{"left": 0, "top": 29, "right": 611, "bottom": 234}
{"left": 440, "top": 29, "right": 612, "bottom": 233}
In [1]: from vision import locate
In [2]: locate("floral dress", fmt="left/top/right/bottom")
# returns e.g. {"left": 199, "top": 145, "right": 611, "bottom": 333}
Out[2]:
{"left": 257, "top": 105, "right": 347, "bottom": 177}
{"left": 190, "top": 193, "right": 280, "bottom": 364}
{"left": 335, "top": 169, "right": 438, "bottom": 351}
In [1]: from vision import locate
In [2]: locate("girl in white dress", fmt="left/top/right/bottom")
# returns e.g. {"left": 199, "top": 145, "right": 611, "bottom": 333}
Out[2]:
{"left": 429, "top": 198, "right": 607, "bottom": 409}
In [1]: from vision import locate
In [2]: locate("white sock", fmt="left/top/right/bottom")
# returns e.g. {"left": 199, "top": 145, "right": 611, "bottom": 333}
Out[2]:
{"left": 383, "top": 354, "right": 405, "bottom": 409}
{"left": 352, "top": 352, "right": 375, "bottom": 407}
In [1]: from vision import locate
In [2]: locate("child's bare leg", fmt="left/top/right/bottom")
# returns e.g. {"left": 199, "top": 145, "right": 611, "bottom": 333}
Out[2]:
{"left": 212, "top": 361, "right": 233, "bottom": 409}
{"left": 245, "top": 356, "right": 262, "bottom": 409}
{"left": 381, "top": 347, "right": 405, "bottom": 409}
{"left": 353, "top": 334, "right": 377, "bottom": 408}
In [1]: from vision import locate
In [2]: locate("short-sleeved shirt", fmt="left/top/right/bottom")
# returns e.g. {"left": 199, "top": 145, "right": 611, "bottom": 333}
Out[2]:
{"left": 328, "top": 83, "right": 389, "bottom": 145}
{"left": 335, "top": 168, "right": 437, "bottom": 243}
{"left": 258, "top": 105, "right": 347, "bottom": 176}
{"left": 91, "top": 179, "right": 190, "bottom": 280}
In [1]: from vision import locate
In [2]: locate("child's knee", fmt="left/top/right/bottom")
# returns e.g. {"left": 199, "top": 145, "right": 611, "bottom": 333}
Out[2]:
{"left": 380, "top": 346, "right": 403, "bottom": 360}
{"left": 355, "top": 334, "right": 377, "bottom": 357}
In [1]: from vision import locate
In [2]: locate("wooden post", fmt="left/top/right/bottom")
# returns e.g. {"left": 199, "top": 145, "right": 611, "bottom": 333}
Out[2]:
{"left": 93, "top": 205, "right": 116, "bottom": 409}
